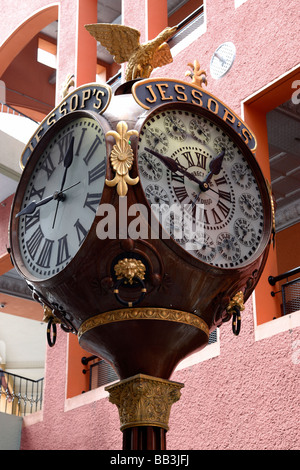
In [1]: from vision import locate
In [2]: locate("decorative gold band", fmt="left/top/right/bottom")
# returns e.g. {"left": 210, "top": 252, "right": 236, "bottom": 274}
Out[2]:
{"left": 105, "top": 374, "right": 184, "bottom": 431}
{"left": 78, "top": 307, "right": 209, "bottom": 339}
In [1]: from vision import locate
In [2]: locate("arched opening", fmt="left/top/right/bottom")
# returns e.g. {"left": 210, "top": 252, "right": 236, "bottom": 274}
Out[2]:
{"left": 0, "top": 5, "right": 59, "bottom": 122}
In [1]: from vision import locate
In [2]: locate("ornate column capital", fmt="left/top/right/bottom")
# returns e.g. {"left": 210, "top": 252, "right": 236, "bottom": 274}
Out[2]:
{"left": 105, "top": 374, "right": 184, "bottom": 431}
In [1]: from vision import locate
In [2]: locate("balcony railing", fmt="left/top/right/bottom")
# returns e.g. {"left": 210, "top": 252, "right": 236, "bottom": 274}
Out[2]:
{"left": 168, "top": 5, "right": 204, "bottom": 49}
{"left": 0, "top": 101, "right": 38, "bottom": 123}
{"left": 0, "top": 370, "right": 43, "bottom": 416}
{"left": 268, "top": 267, "right": 300, "bottom": 316}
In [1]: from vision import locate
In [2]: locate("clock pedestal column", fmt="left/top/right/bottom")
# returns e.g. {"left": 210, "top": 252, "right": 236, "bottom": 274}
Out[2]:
{"left": 105, "top": 374, "right": 184, "bottom": 450}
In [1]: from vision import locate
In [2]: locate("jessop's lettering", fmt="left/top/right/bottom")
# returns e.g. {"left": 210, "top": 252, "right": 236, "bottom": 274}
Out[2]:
{"left": 21, "top": 84, "right": 111, "bottom": 168}
{"left": 132, "top": 79, "right": 257, "bottom": 152}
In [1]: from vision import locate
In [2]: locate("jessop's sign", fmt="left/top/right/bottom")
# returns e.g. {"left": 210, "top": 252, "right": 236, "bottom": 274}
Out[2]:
{"left": 132, "top": 78, "right": 257, "bottom": 153}
{"left": 20, "top": 83, "right": 111, "bottom": 168}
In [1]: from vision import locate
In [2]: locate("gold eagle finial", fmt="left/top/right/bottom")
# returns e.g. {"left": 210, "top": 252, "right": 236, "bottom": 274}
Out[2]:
{"left": 85, "top": 23, "right": 177, "bottom": 81}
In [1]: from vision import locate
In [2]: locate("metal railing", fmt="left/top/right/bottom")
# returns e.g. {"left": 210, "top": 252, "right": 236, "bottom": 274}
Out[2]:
{"left": 0, "top": 101, "right": 38, "bottom": 123}
{"left": 89, "top": 359, "right": 119, "bottom": 389}
{"left": 0, "top": 370, "right": 43, "bottom": 416}
{"left": 268, "top": 267, "right": 300, "bottom": 316}
{"left": 168, "top": 5, "right": 204, "bottom": 49}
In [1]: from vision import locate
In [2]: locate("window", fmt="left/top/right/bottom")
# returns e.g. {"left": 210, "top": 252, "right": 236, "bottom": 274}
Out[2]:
{"left": 37, "top": 37, "right": 57, "bottom": 69}
{"left": 243, "top": 66, "right": 300, "bottom": 326}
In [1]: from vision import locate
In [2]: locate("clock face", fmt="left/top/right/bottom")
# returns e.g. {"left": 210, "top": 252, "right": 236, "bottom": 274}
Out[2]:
{"left": 137, "top": 106, "right": 269, "bottom": 269}
{"left": 15, "top": 113, "right": 107, "bottom": 279}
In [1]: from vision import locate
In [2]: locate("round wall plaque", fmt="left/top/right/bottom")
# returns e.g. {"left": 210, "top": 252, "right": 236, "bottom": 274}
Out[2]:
{"left": 210, "top": 42, "right": 236, "bottom": 79}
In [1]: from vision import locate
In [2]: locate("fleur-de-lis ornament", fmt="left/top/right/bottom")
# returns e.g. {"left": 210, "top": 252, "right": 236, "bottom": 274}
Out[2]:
{"left": 185, "top": 60, "right": 207, "bottom": 88}
{"left": 105, "top": 121, "right": 139, "bottom": 197}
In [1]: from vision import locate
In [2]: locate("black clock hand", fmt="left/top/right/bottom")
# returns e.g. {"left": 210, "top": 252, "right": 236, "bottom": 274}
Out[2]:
{"left": 16, "top": 181, "right": 80, "bottom": 218}
{"left": 144, "top": 147, "right": 226, "bottom": 194}
{"left": 59, "top": 136, "right": 75, "bottom": 191}
{"left": 166, "top": 115, "right": 186, "bottom": 139}
{"left": 199, "top": 149, "right": 225, "bottom": 191}
{"left": 144, "top": 147, "right": 203, "bottom": 186}
{"left": 141, "top": 153, "right": 160, "bottom": 178}
{"left": 146, "top": 129, "right": 165, "bottom": 147}
{"left": 52, "top": 136, "right": 75, "bottom": 229}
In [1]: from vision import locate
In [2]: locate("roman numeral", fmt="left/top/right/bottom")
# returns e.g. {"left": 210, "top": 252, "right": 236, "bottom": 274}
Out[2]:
{"left": 88, "top": 160, "right": 106, "bottom": 184}
{"left": 214, "top": 176, "right": 227, "bottom": 186}
{"left": 36, "top": 238, "right": 54, "bottom": 268}
{"left": 84, "top": 193, "right": 102, "bottom": 213}
{"left": 26, "top": 226, "right": 44, "bottom": 260}
{"left": 74, "top": 219, "right": 88, "bottom": 246}
{"left": 174, "top": 186, "right": 189, "bottom": 203}
{"left": 197, "top": 207, "right": 209, "bottom": 224}
{"left": 217, "top": 200, "right": 230, "bottom": 218}
{"left": 218, "top": 190, "right": 232, "bottom": 202}
{"left": 172, "top": 173, "right": 184, "bottom": 184}
{"left": 57, "top": 132, "right": 74, "bottom": 164}
{"left": 29, "top": 185, "right": 45, "bottom": 200}
{"left": 41, "top": 154, "right": 55, "bottom": 180}
{"left": 83, "top": 135, "right": 102, "bottom": 165}
{"left": 75, "top": 128, "right": 87, "bottom": 156}
{"left": 56, "top": 234, "right": 71, "bottom": 266}
{"left": 195, "top": 152, "right": 207, "bottom": 170}
{"left": 25, "top": 210, "right": 40, "bottom": 233}
{"left": 212, "top": 208, "right": 222, "bottom": 224}
{"left": 182, "top": 151, "right": 194, "bottom": 167}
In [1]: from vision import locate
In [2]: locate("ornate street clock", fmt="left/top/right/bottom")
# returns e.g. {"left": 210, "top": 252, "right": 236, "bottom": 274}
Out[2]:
{"left": 8, "top": 23, "right": 274, "bottom": 450}
{"left": 136, "top": 102, "right": 270, "bottom": 271}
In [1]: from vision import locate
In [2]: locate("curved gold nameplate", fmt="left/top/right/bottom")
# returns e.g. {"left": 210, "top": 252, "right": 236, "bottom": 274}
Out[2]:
{"left": 78, "top": 308, "right": 209, "bottom": 339}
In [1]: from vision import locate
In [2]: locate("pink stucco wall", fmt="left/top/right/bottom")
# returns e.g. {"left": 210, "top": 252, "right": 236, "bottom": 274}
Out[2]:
{"left": 20, "top": 298, "right": 300, "bottom": 450}
{"left": 1, "top": 0, "right": 299, "bottom": 450}
{"left": 169, "top": 299, "right": 300, "bottom": 450}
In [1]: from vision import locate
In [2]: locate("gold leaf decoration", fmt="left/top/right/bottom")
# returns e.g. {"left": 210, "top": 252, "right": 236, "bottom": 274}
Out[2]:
{"left": 185, "top": 59, "right": 207, "bottom": 87}
{"left": 114, "top": 258, "right": 146, "bottom": 284}
{"left": 105, "top": 121, "right": 139, "bottom": 196}
{"left": 226, "top": 291, "right": 245, "bottom": 315}
{"left": 105, "top": 374, "right": 184, "bottom": 431}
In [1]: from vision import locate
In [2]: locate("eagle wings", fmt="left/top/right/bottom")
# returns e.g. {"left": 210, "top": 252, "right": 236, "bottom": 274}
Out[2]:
{"left": 85, "top": 23, "right": 177, "bottom": 81}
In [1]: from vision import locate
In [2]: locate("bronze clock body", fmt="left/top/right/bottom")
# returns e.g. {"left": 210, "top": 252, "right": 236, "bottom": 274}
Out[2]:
{"left": 9, "top": 85, "right": 272, "bottom": 383}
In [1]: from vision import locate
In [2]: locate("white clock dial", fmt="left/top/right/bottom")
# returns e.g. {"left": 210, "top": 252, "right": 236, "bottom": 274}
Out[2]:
{"left": 17, "top": 113, "right": 107, "bottom": 279}
{"left": 138, "top": 107, "right": 266, "bottom": 269}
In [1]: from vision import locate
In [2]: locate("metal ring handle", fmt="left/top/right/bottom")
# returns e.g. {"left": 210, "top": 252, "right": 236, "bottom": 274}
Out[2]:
{"left": 114, "top": 276, "right": 147, "bottom": 307}
{"left": 232, "top": 305, "right": 241, "bottom": 336}
{"left": 47, "top": 318, "right": 57, "bottom": 347}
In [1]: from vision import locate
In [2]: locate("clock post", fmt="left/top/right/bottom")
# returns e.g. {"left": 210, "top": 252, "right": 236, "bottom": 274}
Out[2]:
{"left": 9, "top": 24, "right": 273, "bottom": 451}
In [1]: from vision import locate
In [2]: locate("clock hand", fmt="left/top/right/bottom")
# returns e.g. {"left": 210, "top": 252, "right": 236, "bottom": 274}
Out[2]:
{"left": 16, "top": 181, "right": 80, "bottom": 218}
{"left": 146, "top": 129, "right": 165, "bottom": 147}
{"left": 59, "top": 136, "right": 75, "bottom": 191}
{"left": 199, "top": 148, "right": 225, "bottom": 191}
{"left": 52, "top": 136, "right": 75, "bottom": 229}
{"left": 166, "top": 115, "right": 186, "bottom": 139}
{"left": 144, "top": 147, "right": 203, "bottom": 186}
{"left": 141, "top": 153, "right": 160, "bottom": 178}
{"left": 145, "top": 147, "right": 226, "bottom": 195}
